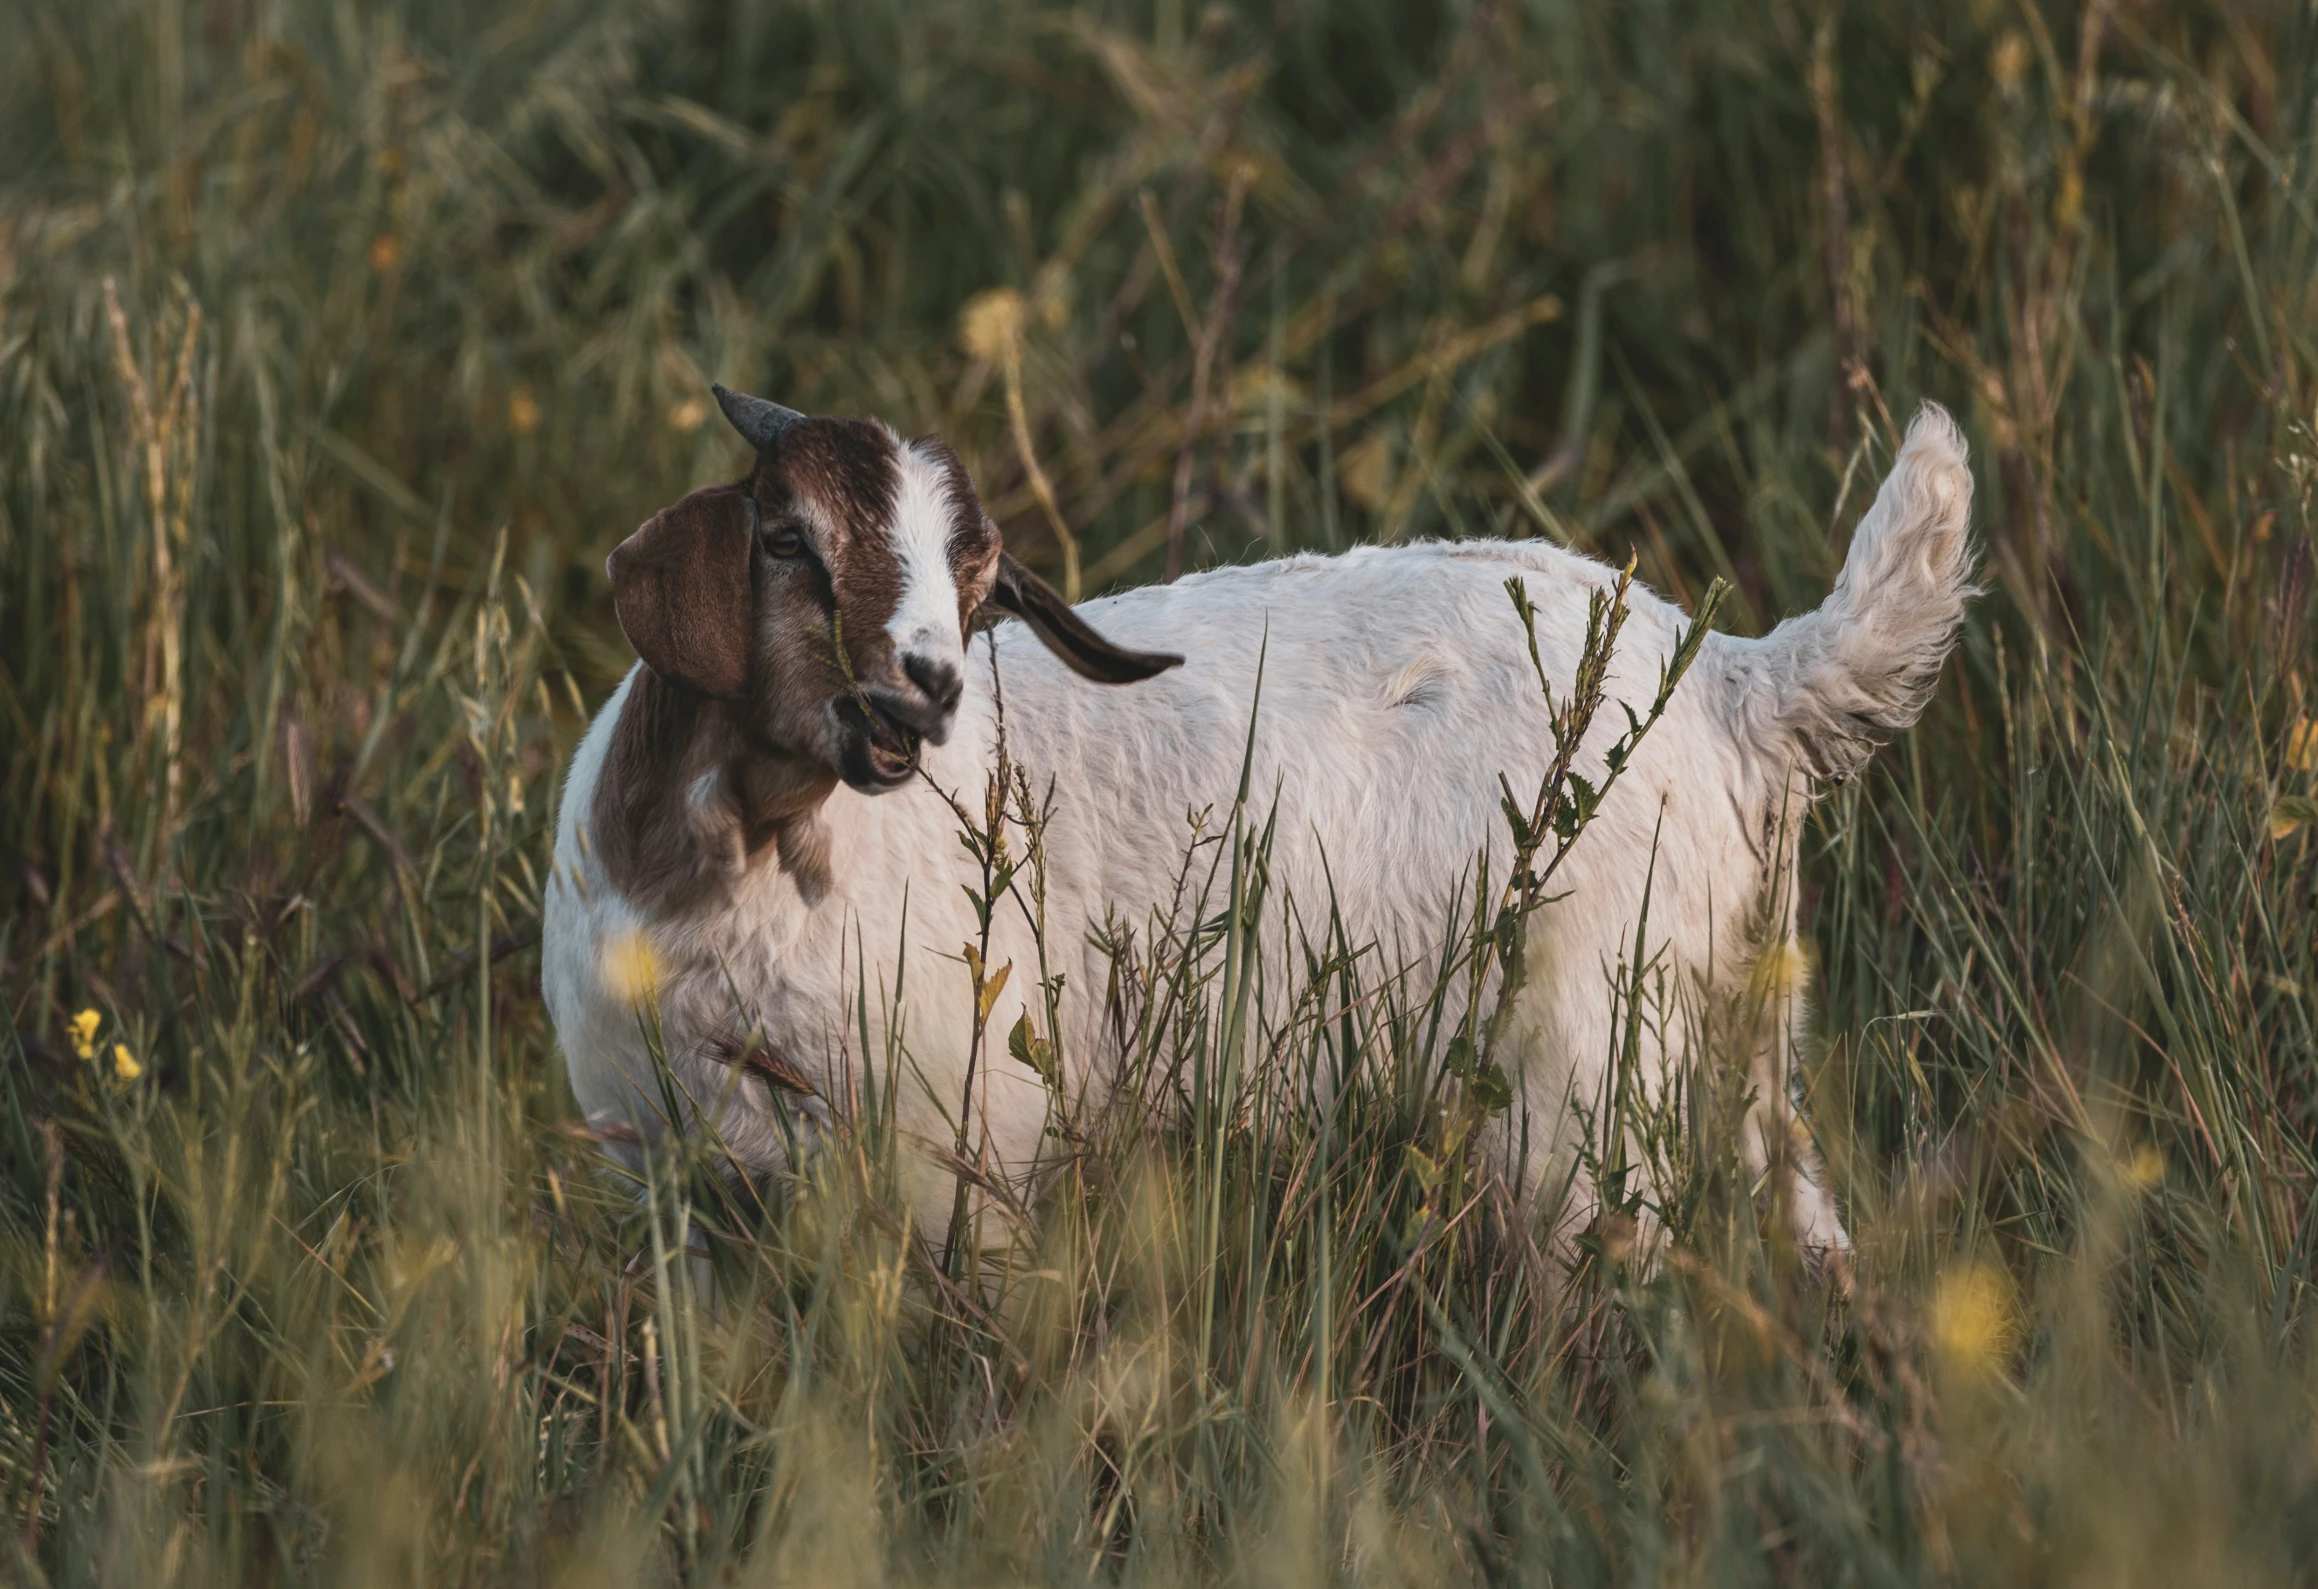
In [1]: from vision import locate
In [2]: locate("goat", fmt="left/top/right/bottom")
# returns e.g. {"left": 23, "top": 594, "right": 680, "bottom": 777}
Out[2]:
{"left": 542, "top": 385, "right": 1974, "bottom": 1257}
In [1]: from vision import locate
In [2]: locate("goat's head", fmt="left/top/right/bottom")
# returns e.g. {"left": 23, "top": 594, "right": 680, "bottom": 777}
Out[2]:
{"left": 606, "top": 384, "right": 1180, "bottom": 793}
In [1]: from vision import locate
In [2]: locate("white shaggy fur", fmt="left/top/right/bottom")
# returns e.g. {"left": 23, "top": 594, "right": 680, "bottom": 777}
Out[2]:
{"left": 543, "top": 407, "right": 1975, "bottom": 1253}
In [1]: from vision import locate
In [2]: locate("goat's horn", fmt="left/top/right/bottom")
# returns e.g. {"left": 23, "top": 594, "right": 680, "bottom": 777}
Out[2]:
{"left": 712, "top": 384, "right": 807, "bottom": 451}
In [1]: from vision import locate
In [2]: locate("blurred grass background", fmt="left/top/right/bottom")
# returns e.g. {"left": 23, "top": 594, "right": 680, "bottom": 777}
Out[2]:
{"left": 4, "top": 0, "right": 2318, "bottom": 1582}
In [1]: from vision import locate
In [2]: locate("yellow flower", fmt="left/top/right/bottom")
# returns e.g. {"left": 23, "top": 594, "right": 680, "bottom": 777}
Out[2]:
{"left": 958, "top": 287, "right": 1027, "bottom": 363}
{"left": 1227, "top": 365, "right": 1307, "bottom": 416}
{"left": 111, "top": 1043, "right": 142, "bottom": 1082}
{"left": 667, "top": 396, "right": 708, "bottom": 432}
{"left": 69, "top": 1008, "right": 101, "bottom": 1061}
{"left": 1931, "top": 1262, "right": 2017, "bottom": 1378}
{"left": 601, "top": 929, "right": 661, "bottom": 1007}
{"left": 2121, "top": 1143, "right": 2164, "bottom": 1192}
{"left": 1750, "top": 938, "right": 1814, "bottom": 999}
{"left": 1214, "top": 150, "right": 1267, "bottom": 193}
{"left": 1989, "top": 32, "right": 2031, "bottom": 89}
{"left": 507, "top": 385, "right": 541, "bottom": 435}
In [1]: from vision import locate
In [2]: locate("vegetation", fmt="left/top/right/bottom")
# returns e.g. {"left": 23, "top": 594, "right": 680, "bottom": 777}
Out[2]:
{"left": 4, "top": 0, "right": 2317, "bottom": 1581}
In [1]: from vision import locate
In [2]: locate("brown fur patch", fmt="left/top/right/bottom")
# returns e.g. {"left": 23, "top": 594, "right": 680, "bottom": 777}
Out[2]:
{"left": 757, "top": 419, "right": 904, "bottom": 676}
{"left": 593, "top": 669, "right": 719, "bottom": 914}
{"left": 592, "top": 669, "right": 835, "bottom": 916}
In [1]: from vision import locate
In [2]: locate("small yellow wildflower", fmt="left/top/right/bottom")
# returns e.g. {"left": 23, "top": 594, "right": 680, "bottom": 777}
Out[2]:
{"left": 601, "top": 929, "right": 661, "bottom": 1007}
{"left": 508, "top": 385, "right": 541, "bottom": 435}
{"left": 1930, "top": 1262, "right": 2017, "bottom": 1379}
{"left": 1989, "top": 32, "right": 2031, "bottom": 89}
{"left": 1227, "top": 366, "right": 1308, "bottom": 416}
{"left": 69, "top": 1008, "right": 102, "bottom": 1061}
{"left": 958, "top": 287, "right": 1027, "bottom": 363}
{"left": 1215, "top": 150, "right": 1267, "bottom": 194}
{"left": 2121, "top": 1143, "right": 2164, "bottom": 1192}
{"left": 1750, "top": 938, "right": 1814, "bottom": 999}
{"left": 667, "top": 396, "right": 708, "bottom": 432}
{"left": 111, "top": 1043, "right": 142, "bottom": 1082}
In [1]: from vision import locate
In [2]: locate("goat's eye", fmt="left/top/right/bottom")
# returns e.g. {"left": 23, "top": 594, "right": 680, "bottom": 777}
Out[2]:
{"left": 763, "top": 524, "right": 807, "bottom": 559}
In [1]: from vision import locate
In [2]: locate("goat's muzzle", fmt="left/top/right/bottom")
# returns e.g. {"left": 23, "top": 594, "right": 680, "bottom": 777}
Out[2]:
{"left": 834, "top": 669, "right": 957, "bottom": 791}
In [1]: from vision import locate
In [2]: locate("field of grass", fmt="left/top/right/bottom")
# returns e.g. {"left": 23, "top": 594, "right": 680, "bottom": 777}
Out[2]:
{"left": 5, "top": 0, "right": 2318, "bottom": 1582}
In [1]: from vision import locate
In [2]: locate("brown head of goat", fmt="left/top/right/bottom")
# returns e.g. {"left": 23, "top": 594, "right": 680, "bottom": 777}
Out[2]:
{"left": 592, "top": 384, "right": 1180, "bottom": 913}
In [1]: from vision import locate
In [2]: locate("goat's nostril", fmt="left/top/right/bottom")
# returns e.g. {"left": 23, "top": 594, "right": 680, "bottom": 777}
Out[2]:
{"left": 903, "top": 654, "right": 963, "bottom": 714}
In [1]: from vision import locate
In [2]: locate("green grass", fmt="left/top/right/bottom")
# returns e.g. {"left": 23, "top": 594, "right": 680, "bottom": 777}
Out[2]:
{"left": 4, "top": 0, "right": 2318, "bottom": 1582}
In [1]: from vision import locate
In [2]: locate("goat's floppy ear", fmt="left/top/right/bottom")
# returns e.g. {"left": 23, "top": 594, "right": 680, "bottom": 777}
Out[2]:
{"left": 607, "top": 486, "right": 757, "bottom": 699}
{"left": 982, "top": 551, "right": 1184, "bottom": 683}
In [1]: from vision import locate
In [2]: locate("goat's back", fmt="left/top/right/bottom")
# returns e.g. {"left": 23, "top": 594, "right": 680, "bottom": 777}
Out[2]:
{"left": 975, "top": 538, "right": 1776, "bottom": 1015}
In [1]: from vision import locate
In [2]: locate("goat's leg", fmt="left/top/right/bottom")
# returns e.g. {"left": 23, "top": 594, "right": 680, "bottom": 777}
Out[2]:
{"left": 1501, "top": 956, "right": 1680, "bottom": 1266}
{"left": 1739, "top": 963, "right": 1851, "bottom": 1263}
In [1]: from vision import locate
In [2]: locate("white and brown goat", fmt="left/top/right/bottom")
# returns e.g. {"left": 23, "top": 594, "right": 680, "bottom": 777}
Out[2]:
{"left": 542, "top": 385, "right": 1976, "bottom": 1256}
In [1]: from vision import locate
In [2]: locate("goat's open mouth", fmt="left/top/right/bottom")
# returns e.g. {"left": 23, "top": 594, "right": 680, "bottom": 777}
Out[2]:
{"left": 837, "top": 697, "right": 922, "bottom": 788}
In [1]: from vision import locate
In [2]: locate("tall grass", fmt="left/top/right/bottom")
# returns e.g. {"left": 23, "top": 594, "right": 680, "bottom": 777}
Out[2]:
{"left": 4, "top": 0, "right": 2317, "bottom": 1582}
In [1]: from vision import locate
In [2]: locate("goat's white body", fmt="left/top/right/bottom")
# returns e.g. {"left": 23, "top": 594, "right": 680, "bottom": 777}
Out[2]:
{"left": 544, "top": 411, "right": 1975, "bottom": 1250}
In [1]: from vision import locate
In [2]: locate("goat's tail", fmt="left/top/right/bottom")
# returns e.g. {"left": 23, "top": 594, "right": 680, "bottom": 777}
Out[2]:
{"left": 1717, "top": 403, "right": 1977, "bottom": 784}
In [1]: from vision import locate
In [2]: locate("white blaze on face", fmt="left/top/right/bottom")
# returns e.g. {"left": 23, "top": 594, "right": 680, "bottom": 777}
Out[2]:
{"left": 884, "top": 439, "right": 968, "bottom": 670}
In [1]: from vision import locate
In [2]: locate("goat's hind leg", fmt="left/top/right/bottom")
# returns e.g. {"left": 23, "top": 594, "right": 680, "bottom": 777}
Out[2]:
{"left": 1737, "top": 947, "right": 1850, "bottom": 1265}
